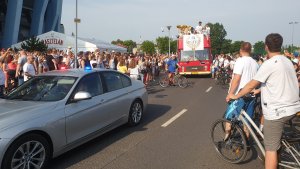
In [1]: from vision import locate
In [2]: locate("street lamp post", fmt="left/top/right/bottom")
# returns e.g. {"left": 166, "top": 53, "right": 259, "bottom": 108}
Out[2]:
{"left": 167, "top": 26, "right": 172, "bottom": 57}
{"left": 289, "top": 21, "right": 298, "bottom": 52}
{"left": 74, "top": 0, "right": 81, "bottom": 69}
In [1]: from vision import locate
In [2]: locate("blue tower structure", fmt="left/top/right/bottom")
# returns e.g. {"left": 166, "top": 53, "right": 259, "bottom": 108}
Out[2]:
{"left": 0, "top": 0, "right": 63, "bottom": 48}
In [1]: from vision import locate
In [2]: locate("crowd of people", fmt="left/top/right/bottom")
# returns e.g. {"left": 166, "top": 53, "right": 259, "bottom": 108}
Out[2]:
{"left": 219, "top": 33, "right": 300, "bottom": 169}
{"left": 211, "top": 48, "right": 300, "bottom": 88}
{"left": 0, "top": 48, "right": 179, "bottom": 96}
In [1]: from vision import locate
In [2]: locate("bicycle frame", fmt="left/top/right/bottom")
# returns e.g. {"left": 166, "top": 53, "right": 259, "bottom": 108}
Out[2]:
{"left": 238, "top": 109, "right": 300, "bottom": 168}
{"left": 238, "top": 110, "right": 265, "bottom": 156}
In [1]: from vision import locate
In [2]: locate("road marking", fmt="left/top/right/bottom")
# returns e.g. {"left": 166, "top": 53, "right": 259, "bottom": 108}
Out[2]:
{"left": 161, "top": 109, "right": 187, "bottom": 127}
{"left": 206, "top": 86, "right": 213, "bottom": 93}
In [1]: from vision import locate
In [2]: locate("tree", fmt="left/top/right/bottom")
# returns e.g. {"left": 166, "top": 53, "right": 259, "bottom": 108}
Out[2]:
{"left": 111, "top": 39, "right": 124, "bottom": 46}
{"left": 141, "top": 41, "right": 155, "bottom": 55}
{"left": 123, "top": 40, "right": 137, "bottom": 53}
{"left": 170, "top": 39, "right": 177, "bottom": 54}
{"left": 230, "top": 41, "right": 243, "bottom": 54}
{"left": 21, "top": 36, "right": 48, "bottom": 53}
{"left": 156, "top": 36, "right": 169, "bottom": 54}
{"left": 221, "top": 39, "right": 232, "bottom": 54}
{"left": 156, "top": 36, "right": 177, "bottom": 54}
{"left": 253, "top": 41, "right": 265, "bottom": 55}
{"left": 208, "top": 23, "right": 227, "bottom": 55}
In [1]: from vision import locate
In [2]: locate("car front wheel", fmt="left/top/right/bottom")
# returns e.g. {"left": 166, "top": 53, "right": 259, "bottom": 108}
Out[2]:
{"left": 2, "top": 133, "right": 51, "bottom": 169}
{"left": 128, "top": 100, "right": 143, "bottom": 126}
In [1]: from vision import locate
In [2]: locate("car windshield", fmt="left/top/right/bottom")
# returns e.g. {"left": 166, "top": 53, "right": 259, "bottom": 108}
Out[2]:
{"left": 180, "top": 49, "right": 209, "bottom": 61}
{"left": 6, "top": 76, "right": 77, "bottom": 101}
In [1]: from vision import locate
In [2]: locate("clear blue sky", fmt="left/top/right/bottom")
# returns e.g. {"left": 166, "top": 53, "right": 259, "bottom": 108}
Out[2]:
{"left": 61, "top": 0, "right": 300, "bottom": 46}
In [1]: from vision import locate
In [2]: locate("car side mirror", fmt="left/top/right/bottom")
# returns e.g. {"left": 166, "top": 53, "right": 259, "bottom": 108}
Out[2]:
{"left": 73, "top": 91, "right": 92, "bottom": 102}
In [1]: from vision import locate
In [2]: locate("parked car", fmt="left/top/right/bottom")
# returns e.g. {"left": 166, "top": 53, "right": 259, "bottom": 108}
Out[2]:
{"left": 0, "top": 68, "right": 147, "bottom": 169}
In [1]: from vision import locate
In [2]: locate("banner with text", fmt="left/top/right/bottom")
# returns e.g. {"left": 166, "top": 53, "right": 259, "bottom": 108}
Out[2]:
{"left": 183, "top": 34, "right": 204, "bottom": 51}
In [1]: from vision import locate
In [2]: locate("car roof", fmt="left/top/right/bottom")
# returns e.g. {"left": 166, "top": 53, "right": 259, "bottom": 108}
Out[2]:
{"left": 37, "top": 68, "right": 115, "bottom": 78}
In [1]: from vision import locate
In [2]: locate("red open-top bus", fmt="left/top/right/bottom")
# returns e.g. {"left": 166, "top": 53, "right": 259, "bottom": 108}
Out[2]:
{"left": 177, "top": 33, "right": 213, "bottom": 75}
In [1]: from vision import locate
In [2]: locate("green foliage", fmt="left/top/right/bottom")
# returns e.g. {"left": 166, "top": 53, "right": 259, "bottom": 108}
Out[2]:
{"left": 170, "top": 40, "right": 177, "bottom": 54}
{"left": 156, "top": 36, "right": 169, "bottom": 54}
{"left": 111, "top": 39, "right": 137, "bottom": 53}
{"left": 221, "top": 39, "right": 232, "bottom": 54}
{"left": 21, "top": 36, "right": 48, "bottom": 53}
{"left": 253, "top": 41, "right": 265, "bottom": 55}
{"left": 208, "top": 23, "right": 227, "bottom": 55}
{"left": 123, "top": 40, "right": 137, "bottom": 53}
{"left": 230, "top": 41, "right": 243, "bottom": 54}
{"left": 156, "top": 36, "right": 177, "bottom": 54}
{"left": 111, "top": 39, "right": 124, "bottom": 46}
{"left": 141, "top": 41, "right": 155, "bottom": 55}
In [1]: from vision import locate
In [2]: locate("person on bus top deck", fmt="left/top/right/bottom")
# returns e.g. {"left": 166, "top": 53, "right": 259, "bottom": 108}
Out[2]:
{"left": 166, "top": 54, "right": 180, "bottom": 85}
{"left": 195, "top": 21, "right": 203, "bottom": 34}
{"left": 229, "top": 33, "right": 300, "bottom": 169}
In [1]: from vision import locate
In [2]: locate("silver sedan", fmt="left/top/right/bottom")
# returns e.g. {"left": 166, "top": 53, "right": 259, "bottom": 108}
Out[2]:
{"left": 0, "top": 69, "right": 147, "bottom": 169}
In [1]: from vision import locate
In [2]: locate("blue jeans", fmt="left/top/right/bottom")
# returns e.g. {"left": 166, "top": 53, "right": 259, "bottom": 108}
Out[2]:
{"left": 0, "top": 85, "right": 4, "bottom": 97}
{"left": 18, "top": 76, "right": 24, "bottom": 86}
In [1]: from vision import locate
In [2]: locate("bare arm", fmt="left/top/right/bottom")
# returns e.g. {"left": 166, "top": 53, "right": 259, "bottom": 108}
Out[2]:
{"left": 52, "top": 59, "right": 57, "bottom": 70}
{"left": 228, "top": 74, "right": 241, "bottom": 94}
{"left": 15, "top": 64, "right": 20, "bottom": 78}
{"left": 235, "top": 80, "right": 261, "bottom": 99}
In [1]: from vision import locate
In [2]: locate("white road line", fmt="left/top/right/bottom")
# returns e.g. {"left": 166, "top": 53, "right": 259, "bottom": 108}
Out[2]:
{"left": 161, "top": 109, "right": 187, "bottom": 127}
{"left": 206, "top": 86, "right": 213, "bottom": 93}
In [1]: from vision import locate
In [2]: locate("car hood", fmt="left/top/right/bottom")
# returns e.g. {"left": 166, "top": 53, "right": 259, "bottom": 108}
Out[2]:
{"left": 0, "top": 99, "right": 58, "bottom": 130}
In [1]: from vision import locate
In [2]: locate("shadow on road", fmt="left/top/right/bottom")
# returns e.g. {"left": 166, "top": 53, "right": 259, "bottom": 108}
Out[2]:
{"left": 48, "top": 104, "right": 171, "bottom": 169}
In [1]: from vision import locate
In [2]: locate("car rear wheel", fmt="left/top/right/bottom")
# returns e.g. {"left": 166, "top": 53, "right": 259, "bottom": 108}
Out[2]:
{"left": 2, "top": 133, "right": 51, "bottom": 169}
{"left": 128, "top": 100, "right": 143, "bottom": 126}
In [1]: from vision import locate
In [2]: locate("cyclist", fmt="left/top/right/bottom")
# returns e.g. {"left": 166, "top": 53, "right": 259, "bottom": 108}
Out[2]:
{"left": 166, "top": 54, "right": 180, "bottom": 85}
{"left": 225, "top": 42, "right": 259, "bottom": 139}
{"left": 228, "top": 33, "right": 300, "bottom": 169}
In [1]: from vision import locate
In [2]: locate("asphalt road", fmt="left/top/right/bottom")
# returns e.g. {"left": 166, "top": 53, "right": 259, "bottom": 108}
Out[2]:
{"left": 48, "top": 77, "right": 263, "bottom": 169}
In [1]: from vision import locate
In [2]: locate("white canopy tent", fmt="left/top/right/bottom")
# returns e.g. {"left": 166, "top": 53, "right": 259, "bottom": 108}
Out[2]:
{"left": 11, "top": 31, "right": 127, "bottom": 53}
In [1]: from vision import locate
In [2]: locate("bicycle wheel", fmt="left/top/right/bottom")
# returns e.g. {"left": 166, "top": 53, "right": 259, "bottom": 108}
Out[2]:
{"left": 177, "top": 76, "right": 188, "bottom": 88}
{"left": 279, "top": 140, "right": 300, "bottom": 169}
{"left": 159, "top": 74, "right": 169, "bottom": 88}
{"left": 210, "top": 119, "right": 248, "bottom": 164}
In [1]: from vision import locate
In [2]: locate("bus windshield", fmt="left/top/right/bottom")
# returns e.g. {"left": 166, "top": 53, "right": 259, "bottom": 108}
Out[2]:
{"left": 180, "top": 49, "right": 209, "bottom": 61}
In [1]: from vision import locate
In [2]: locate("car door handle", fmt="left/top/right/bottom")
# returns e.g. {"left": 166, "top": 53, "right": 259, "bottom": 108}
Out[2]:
{"left": 100, "top": 99, "right": 105, "bottom": 103}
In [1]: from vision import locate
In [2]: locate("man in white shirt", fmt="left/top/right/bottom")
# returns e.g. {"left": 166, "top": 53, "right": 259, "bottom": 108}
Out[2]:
{"left": 195, "top": 21, "right": 203, "bottom": 34}
{"left": 23, "top": 55, "right": 36, "bottom": 81}
{"left": 225, "top": 42, "right": 259, "bottom": 138}
{"left": 15, "top": 50, "right": 27, "bottom": 85}
{"left": 229, "top": 33, "right": 300, "bottom": 169}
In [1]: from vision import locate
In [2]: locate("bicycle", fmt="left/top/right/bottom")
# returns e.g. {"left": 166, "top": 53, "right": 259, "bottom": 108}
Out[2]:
{"left": 159, "top": 71, "right": 188, "bottom": 88}
{"left": 215, "top": 67, "right": 232, "bottom": 88}
{"left": 211, "top": 101, "right": 300, "bottom": 168}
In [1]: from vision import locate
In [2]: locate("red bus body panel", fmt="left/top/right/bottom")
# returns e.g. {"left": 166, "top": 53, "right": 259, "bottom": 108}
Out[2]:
{"left": 177, "top": 35, "right": 212, "bottom": 75}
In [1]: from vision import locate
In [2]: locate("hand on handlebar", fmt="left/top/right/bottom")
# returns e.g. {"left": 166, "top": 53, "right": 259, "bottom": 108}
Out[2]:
{"left": 226, "top": 93, "right": 238, "bottom": 103}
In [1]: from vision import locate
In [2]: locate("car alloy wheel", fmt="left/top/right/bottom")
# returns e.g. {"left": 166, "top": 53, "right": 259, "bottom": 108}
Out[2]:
{"left": 11, "top": 141, "right": 46, "bottom": 169}
{"left": 2, "top": 134, "right": 50, "bottom": 169}
{"left": 128, "top": 101, "right": 143, "bottom": 126}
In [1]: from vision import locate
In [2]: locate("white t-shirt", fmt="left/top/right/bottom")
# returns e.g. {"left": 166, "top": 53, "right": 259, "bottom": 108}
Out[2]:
{"left": 218, "top": 57, "right": 224, "bottom": 67}
{"left": 229, "top": 60, "right": 235, "bottom": 70}
{"left": 23, "top": 63, "right": 36, "bottom": 81}
{"left": 195, "top": 25, "right": 203, "bottom": 33}
{"left": 223, "top": 59, "right": 230, "bottom": 68}
{"left": 253, "top": 55, "right": 300, "bottom": 120}
{"left": 130, "top": 66, "right": 140, "bottom": 80}
{"left": 293, "top": 58, "right": 299, "bottom": 64}
{"left": 233, "top": 56, "right": 258, "bottom": 94}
